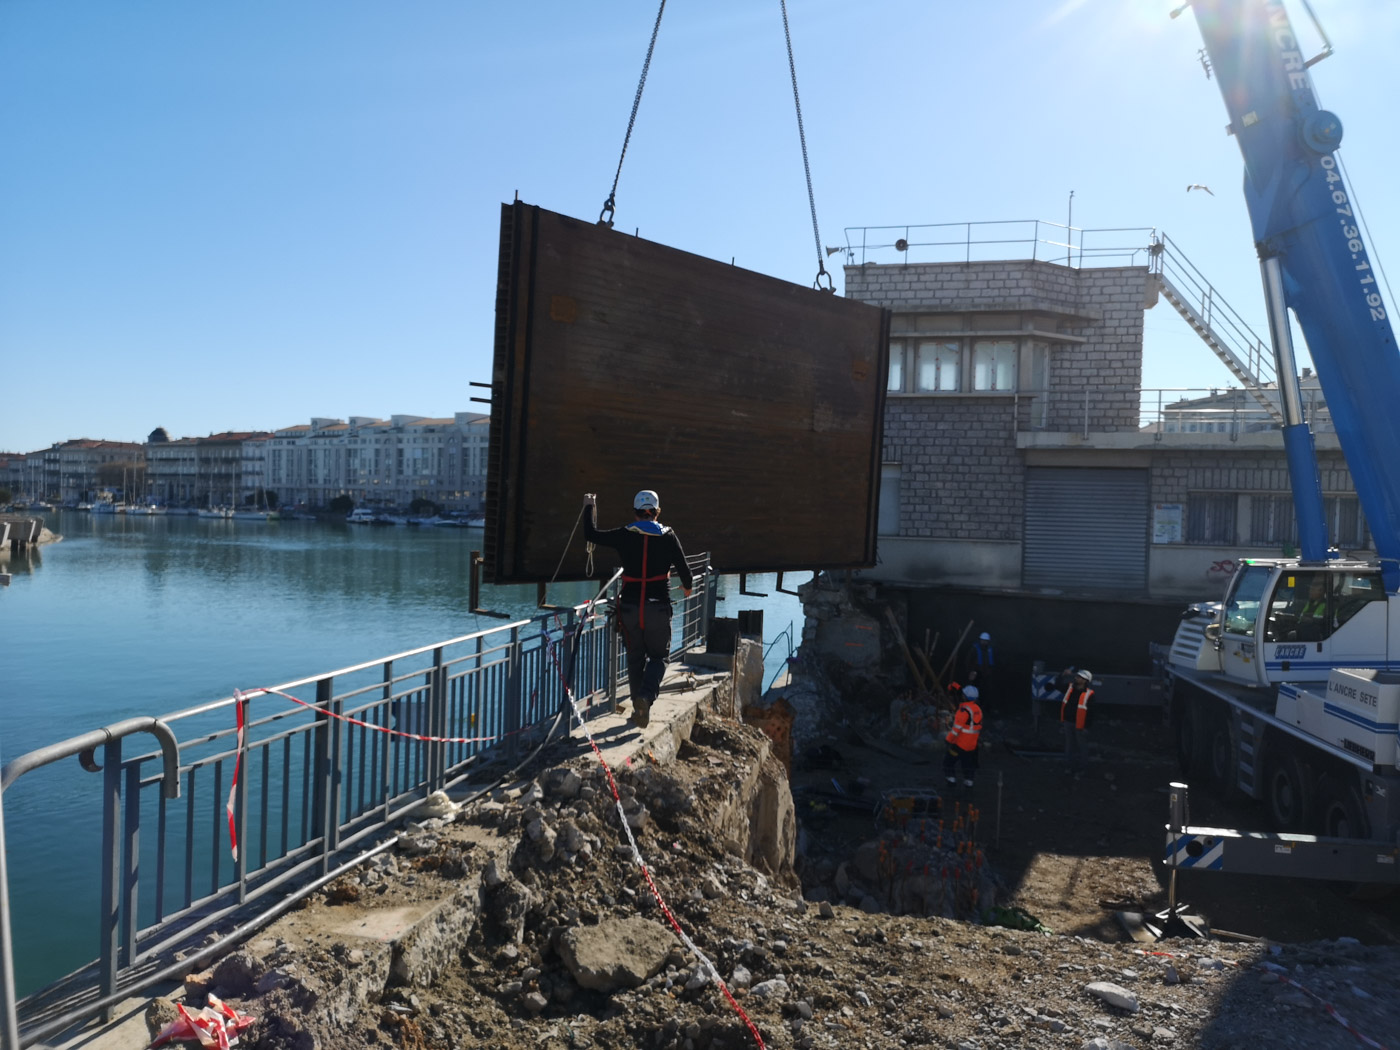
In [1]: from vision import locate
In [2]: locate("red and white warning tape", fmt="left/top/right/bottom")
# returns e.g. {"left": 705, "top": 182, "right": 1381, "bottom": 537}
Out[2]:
{"left": 540, "top": 602, "right": 768, "bottom": 1050}
{"left": 225, "top": 574, "right": 765, "bottom": 1046}
{"left": 226, "top": 693, "right": 247, "bottom": 861}
{"left": 226, "top": 685, "right": 512, "bottom": 863}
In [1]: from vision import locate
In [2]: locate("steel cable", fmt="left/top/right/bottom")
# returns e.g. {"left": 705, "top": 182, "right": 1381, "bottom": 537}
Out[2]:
{"left": 600, "top": 0, "right": 668, "bottom": 228}
{"left": 780, "top": 0, "right": 831, "bottom": 291}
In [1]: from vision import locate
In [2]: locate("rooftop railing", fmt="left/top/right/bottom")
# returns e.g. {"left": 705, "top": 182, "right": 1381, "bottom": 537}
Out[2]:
{"left": 839, "top": 220, "right": 1157, "bottom": 269}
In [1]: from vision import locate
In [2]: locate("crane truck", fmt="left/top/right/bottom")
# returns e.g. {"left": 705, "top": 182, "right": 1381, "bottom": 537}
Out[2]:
{"left": 1161, "top": 0, "right": 1400, "bottom": 885}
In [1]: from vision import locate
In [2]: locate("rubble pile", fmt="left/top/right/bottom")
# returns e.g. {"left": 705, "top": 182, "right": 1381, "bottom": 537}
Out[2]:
{"left": 803, "top": 810, "right": 999, "bottom": 922}
{"left": 137, "top": 702, "right": 1400, "bottom": 1050}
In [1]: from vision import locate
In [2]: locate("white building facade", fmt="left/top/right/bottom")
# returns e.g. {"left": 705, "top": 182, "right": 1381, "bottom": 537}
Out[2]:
{"left": 262, "top": 412, "right": 489, "bottom": 511}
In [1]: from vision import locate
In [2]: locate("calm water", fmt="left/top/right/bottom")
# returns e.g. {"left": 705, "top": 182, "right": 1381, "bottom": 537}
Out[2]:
{"left": 0, "top": 510, "right": 803, "bottom": 995}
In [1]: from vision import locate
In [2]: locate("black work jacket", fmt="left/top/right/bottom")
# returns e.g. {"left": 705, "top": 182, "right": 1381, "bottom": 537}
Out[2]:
{"left": 584, "top": 506, "right": 694, "bottom": 606}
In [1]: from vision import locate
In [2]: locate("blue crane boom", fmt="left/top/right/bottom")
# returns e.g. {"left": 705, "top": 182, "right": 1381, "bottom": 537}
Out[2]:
{"left": 1188, "top": 0, "right": 1400, "bottom": 590}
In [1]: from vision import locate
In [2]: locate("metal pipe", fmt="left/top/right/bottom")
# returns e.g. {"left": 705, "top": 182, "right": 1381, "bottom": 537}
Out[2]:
{"left": 1261, "top": 257, "right": 1306, "bottom": 426}
{"left": 1167, "top": 781, "right": 1189, "bottom": 917}
{"left": 1, "top": 718, "right": 180, "bottom": 800}
{"left": 1261, "top": 256, "right": 1330, "bottom": 561}
{"left": 0, "top": 757, "right": 21, "bottom": 1050}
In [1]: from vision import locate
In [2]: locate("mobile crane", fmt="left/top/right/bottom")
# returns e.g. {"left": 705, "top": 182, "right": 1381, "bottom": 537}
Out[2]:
{"left": 1162, "top": 0, "right": 1400, "bottom": 884}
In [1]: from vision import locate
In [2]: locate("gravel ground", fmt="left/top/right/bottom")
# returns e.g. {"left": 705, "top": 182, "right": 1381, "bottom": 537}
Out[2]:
{"left": 227, "top": 709, "right": 1400, "bottom": 1050}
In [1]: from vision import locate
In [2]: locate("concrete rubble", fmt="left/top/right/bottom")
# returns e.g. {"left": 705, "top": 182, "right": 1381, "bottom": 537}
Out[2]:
{"left": 44, "top": 640, "right": 1400, "bottom": 1050}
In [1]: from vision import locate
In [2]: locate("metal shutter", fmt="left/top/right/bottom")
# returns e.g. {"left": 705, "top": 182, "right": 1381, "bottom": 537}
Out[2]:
{"left": 1023, "top": 467, "right": 1148, "bottom": 591}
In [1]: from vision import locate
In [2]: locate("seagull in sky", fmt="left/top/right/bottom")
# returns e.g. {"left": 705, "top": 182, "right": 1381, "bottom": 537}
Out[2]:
{"left": 1186, "top": 184, "right": 1215, "bottom": 196}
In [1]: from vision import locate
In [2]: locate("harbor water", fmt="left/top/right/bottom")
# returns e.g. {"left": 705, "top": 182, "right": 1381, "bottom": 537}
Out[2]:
{"left": 0, "top": 510, "right": 804, "bottom": 996}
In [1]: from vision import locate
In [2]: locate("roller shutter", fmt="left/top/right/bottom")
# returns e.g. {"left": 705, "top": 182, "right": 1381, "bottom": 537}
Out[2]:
{"left": 1023, "top": 467, "right": 1148, "bottom": 591}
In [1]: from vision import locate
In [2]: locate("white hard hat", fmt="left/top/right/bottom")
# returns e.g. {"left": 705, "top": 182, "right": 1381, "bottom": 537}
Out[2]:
{"left": 633, "top": 489, "right": 660, "bottom": 512}
{"left": 1075, "top": 668, "right": 1093, "bottom": 682}
{"left": 962, "top": 685, "right": 979, "bottom": 700}
{"left": 979, "top": 632, "right": 991, "bottom": 641}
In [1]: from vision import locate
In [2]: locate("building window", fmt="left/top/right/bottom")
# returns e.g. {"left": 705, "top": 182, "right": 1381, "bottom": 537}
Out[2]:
{"left": 888, "top": 314, "right": 1040, "bottom": 395}
{"left": 1186, "top": 494, "right": 1235, "bottom": 544}
{"left": 878, "top": 464, "right": 900, "bottom": 535}
{"left": 914, "top": 340, "right": 960, "bottom": 392}
{"left": 1250, "top": 495, "right": 1298, "bottom": 547}
{"left": 1326, "top": 496, "right": 1368, "bottom": 550}
{"left": 972, "top": 340, "right": 1016, "bottom": 391}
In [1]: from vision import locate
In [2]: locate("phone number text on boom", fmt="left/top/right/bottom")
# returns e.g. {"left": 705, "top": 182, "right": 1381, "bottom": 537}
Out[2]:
{"left": 1321, "top": 154, "right": 1387, "bottom": 323}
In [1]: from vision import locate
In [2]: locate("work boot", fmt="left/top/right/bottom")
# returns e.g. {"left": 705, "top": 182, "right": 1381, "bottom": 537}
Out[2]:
{"left": 945, "top": 776, "right": 956, "bottom": 787}
{"left": 963, "top": 779, "right": 975, "bottom": 788}
{"left": 633, "top": 695, "right": 651, "bottom": 729}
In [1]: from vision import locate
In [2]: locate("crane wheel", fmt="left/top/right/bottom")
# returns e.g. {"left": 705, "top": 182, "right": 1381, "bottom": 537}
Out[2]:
{"left": 1262, "top": 750, "right": 1310, "bottom": 832}
{"left": 1204, "top": 715, "right": 1238, "bottom": 802}
{"left": 1172, "top": 696, "right": 1205, "bottom": 775}
{"left": 1315, "top": 775, "right": 1390, "bottom": 899}
{"left": 1316, "top": 775, "right": 1369, "bottom": 840}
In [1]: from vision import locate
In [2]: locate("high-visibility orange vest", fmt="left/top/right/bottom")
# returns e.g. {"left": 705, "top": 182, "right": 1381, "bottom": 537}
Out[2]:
{"left": 946, "top": 701, "right": 983, "bottom": 751}
{"left": 1060, "top": 686, "right": 1093, "bottom": 730}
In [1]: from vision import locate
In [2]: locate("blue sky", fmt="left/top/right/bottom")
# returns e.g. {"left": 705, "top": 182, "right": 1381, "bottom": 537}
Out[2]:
{"left": 2, "top": 0, "right": 1396, "bottom": 452}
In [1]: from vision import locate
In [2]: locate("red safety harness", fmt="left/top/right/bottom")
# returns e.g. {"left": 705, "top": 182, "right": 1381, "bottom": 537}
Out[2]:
{"left": 621, "top": 534, "right": 672, "bottom": 628}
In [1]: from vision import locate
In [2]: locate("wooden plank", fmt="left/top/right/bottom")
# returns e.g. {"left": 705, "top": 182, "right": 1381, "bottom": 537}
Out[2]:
{"left": 487, "top": 202, "right": 890, "bottom": 584}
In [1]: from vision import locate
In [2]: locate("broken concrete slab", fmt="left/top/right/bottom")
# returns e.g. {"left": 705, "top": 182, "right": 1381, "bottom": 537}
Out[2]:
{"left": 557, "top": 916, "right": 675, "bottom": 992}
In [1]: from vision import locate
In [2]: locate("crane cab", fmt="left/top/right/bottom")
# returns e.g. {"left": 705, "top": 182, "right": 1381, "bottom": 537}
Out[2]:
{"left": 1171, "top": 559, "right": 1391, "bottom": 688}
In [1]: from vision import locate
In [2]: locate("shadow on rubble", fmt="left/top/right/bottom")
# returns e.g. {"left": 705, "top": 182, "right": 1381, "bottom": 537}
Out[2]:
{"left": 788, "top": 701, "right": 1400, "bottom": 947}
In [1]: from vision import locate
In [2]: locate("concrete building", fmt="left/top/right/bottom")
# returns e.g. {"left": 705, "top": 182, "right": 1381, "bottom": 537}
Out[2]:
{"left": 10, "top": 411, "right": 491, "bottom": 512}
{"left": 143, "top": 432, "right": 270, "bottom": 508}
{"left": 19, "top": 440, "right": 147, "bottom": 503}
{"left": 842, "top": 224, "right": 1365, "bottom": 605}
{"left": 265, "top": 412, "right": 489, "bottom": 511}
{"left": 145, "top": 438, "right": 201, "bottom": 506}
{"left": 0, "top": 454, "right": 25, "bottom": 499}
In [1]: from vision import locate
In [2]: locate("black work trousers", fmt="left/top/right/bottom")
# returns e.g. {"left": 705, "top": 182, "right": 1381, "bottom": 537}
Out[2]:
{"left": 943, "top": 744, "right": 979, "bottom": 783}
{"left": 619, "top": 601, "right": 672, "bottom": 703}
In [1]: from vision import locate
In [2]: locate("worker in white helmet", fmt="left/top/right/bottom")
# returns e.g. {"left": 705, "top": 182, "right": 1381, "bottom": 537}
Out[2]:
{"left": 962, "top": 631, "right": 996, "bottom": 709}
{"left": 1060, "top": 668, "right": 1095, "bottom": 776}
{"left": 583, "top": 490, "right": 694, "bottom": 729}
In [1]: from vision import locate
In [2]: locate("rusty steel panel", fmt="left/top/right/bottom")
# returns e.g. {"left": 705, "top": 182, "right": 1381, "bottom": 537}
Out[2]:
{"left": 485, "top": 201, "right": 889, "bottom": 584}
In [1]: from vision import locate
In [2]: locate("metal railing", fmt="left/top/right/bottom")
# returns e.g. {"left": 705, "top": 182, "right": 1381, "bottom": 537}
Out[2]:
{"left": 839, "top": 220, "right": 1157, "bottom": 268}
{"left": 1010, "top": 387, "right": 1333, "bottom": 440}
{"left": 0, "top": 559, "right": 715, "bottom": 1047}
{"left": 1148, "top": 233, "right": 1282, "bottom": 425}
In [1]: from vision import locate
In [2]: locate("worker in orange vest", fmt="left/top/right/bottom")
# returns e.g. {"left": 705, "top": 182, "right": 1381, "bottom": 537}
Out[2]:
{"left": 1060, "top": 668, "right": 1094, "bottom": 776}
{"left": 943, "top": 684, "right": 983, "bottom": 790}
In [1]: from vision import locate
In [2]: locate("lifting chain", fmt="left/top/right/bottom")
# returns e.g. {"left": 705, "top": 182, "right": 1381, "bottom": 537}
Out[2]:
{"left": 599, "top": 0, "right": 668, "bottom": 229}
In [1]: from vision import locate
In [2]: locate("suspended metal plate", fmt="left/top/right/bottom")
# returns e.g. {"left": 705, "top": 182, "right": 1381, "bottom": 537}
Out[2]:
{"left": 485, "top": 201, "right": 889, "bottom": 584}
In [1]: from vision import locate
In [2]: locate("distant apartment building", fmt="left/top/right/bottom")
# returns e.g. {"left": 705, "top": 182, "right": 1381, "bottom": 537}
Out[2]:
{"left": 145, "top": 437, "right": 200, "bottom": 505}
{"left": 144, "top": 431, "right": 270, "bottom": 507}
{"left": 17, "top": 439, "right": 146, "bottom": 502}
{"left": 7, "top": 411, "right": 493, "bottom": 509}
{"left": 264, "top": 412, "right": 489, "bottom": 510}
{"left": 1, "top": 453, "right": 23, "bottom": 497}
